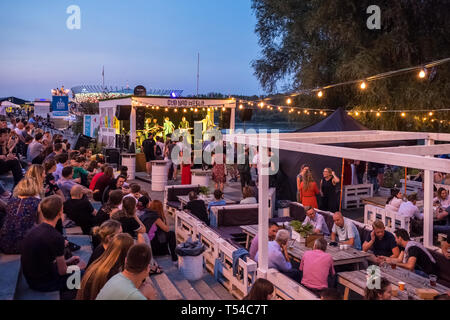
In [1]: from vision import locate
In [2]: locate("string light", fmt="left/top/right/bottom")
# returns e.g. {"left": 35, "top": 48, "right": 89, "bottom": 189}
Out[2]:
{"left": 239, "top": 104, "right": 244, "bottom": 110}
{"left": 376, "top": 112, "right": 381, "bottom": 117}
{"left": 429, "top": 112, "right": 433, "bottom": 116}
{"left": 183, "top": 108, "right": 187, "bottom": 113}
{"left": 317, "top": 91, "right": 323, "bottom": 98}
{"left": 401, "top": 112, "right": 406, "bottom": 117}
{"left": 287, "top": 98, "right": 292, "bottom": 105}
{"left": 360, "top": 81, "right": 367, "bottom": 90}
{"left": 355, "top": 111, "right": 359, "bottom": 116}
{"left": 222, "top": 107, "right": 226, "bottom": 111}
{"left": 419, "top": 69, "right": 426, "bottom": 79}
{"left": 165, "top": 108, "right": 168, "bottom": 112}
{"left": 174, "top": 108, "right": 178, "bottom": 113}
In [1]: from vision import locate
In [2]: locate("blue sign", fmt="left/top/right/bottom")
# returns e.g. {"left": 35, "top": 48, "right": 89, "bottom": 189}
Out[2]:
{"left": 84, "top": 115, "right": 92, "bottom": 136}
{"left": 52, "top": 96, "right": 69, "bottom": 117}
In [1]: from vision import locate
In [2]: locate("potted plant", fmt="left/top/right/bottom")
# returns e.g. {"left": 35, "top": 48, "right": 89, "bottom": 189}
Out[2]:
{"left": 198, "top": 186, "right": 210, "bottom": 197}
{"left": 289, "top": 220, "right": 314, "bottom": 242}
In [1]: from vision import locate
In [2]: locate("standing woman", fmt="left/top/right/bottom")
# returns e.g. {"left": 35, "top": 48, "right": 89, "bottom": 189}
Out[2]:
{"left": 297, "top": 165, "right": 309, "bottom": 203}
{"left": 320, "top": 168, "right": 340, "bottom": 212}
{"left": 299, "top": 169, "right": 320, "bottom": 209}
{"left": 211, "top": 152, "right": 227, "bottom": 192}
{"left": 180, "top": 149, "right": 192, "bottom": 185}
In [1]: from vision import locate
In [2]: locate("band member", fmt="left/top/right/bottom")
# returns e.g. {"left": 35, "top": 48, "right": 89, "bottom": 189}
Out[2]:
{"left": 163, "top": 117, "right": 175, "bottom": 139}
{"left": 179, "top": 117, "right": 190, "bottom": 129}
{"left": 202, "top": 113, "right": 216, "bottom": 134}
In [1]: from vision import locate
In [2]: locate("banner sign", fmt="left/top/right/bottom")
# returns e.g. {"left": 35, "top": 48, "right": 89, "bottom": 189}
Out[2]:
{"left": 52, "top": 96, "right": 69, "bottom": 117}
{"left": 83, "top": 115, "right": 101, "bottom": 138}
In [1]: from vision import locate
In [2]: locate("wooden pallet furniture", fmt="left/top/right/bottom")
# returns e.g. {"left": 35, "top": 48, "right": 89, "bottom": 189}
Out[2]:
{"left": 343, "top": 184, "right": 373, "bottom": 209}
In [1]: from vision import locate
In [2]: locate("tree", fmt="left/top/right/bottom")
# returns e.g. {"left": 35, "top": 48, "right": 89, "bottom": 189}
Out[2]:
{"left": 251, "top": 0, "right": 450, "bottom": 130}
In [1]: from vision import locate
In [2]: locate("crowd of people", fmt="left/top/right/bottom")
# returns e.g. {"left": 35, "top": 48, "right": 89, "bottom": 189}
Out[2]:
{"left": 0, "top": 116, "right": 180, "bottom": 300}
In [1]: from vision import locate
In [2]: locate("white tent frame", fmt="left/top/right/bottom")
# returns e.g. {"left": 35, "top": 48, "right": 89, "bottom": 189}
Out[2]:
{"left": 225, "top": 130, "right": 450, "bottom": 278}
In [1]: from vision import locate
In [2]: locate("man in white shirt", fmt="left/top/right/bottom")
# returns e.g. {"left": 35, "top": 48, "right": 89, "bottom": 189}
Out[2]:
{"left": 303, "top": 206, "right": 330, "bottom": 235}
{"left": 96, "top": 243, "right": 157, "bottom": 300}
{"left": 398, "top": 194, "right": 423, "bottom": 220}
{"left": 331, "top": 212, "right": 362, "bottom": 250}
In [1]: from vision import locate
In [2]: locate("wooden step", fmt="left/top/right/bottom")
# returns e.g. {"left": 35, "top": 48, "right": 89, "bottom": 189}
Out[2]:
{"left": 0, "top": 254, "right": 21, "bottom": 300}
{"left": 173, "top": 279, "right": 202, "bottom": 300}
{"left": 203, "top": 277, "right": 235, "bottom": 300}
{"left": 192, "top": 280, "right": 220, "bottom": 300}
{"left": 15, "top": 271, "right": 60, "bottom": 300}
{"left": 152, "top": 273, "right": 184, "bottom": 300}
{"left": 66, "top": 235, "right": 93, "bottom": 264}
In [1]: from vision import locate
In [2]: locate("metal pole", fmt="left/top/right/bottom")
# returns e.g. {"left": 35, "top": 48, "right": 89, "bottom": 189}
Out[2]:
{"left": 423, "top": 138, "right": 434, "bottom": 247}
{"left": 196, "top": 53, "right": 200, "bottom": 97}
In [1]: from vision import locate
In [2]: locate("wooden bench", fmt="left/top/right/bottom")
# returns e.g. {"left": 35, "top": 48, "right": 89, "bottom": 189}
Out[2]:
{"left": 164, "top": 184, "right": 201, "bottom": 218}
{"left": 174, "top": 210, "right": 201, "bottom": 244}
{"left": 343, "top": 184, "right": 373, "bottom": 209}
{"left": 266, "top": 269, "right": 319, "bottom": 300}
{"left": 196, "top": 224, "right": 222, "bottom": 274}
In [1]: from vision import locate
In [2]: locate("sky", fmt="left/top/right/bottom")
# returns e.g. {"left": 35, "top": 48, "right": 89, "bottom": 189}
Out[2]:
{"left": 0, "top": 0, "right": 263, "bottom": 101}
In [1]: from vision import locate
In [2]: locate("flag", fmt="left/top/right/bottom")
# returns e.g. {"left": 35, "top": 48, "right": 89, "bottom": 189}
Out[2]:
{"left": 102, "top": 66, "right": 104, "bottom": 77}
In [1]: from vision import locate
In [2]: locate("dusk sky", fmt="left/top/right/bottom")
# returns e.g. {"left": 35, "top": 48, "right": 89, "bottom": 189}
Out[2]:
{"left": 0, "top": 0, "right": 263, "bottom": 101}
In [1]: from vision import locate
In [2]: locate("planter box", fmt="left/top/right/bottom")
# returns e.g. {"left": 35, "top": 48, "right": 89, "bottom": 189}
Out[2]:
{"left": 191, "top": 169, "right": 211, "bottom": 186}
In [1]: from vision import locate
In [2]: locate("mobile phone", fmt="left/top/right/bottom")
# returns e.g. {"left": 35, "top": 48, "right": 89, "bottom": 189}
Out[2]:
{"left": 329, "top": 241, "right": 338, "bottom": 247}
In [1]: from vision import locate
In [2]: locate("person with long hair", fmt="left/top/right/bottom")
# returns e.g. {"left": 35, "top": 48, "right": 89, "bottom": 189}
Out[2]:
{"left": 211, "top": 152, "right": 227, "bottom": 192}
{"left": 87, "top": 219, "right": 122, "bottom": 267}
{"left": 0, "top": 177, "right": 41, "bottom": 254}
{"left": 43, "top": 159, "right": 64, "bottom": 199}
{"left": 94, "top": 189, "right": 123, "bottom": 228}
{"left": 434, "top": 187, "right": 450, "bottom": 208}
{"left": 319, "top": 167, "right": 340, "bottom": 212}
{"left": 76, "top": 233, "right": 134, "bottom": 300}
{"left": 25, "top": 164, "right": 45, "bottom": 197}
{"left": 364, "top": 277, "right": 392, "bottom": 300}
{"left": 299, "top": 169, "right": 320, "bottom": 209}
{"left": 141, "top": 200, "right": 177, "bottom": 262}
{"left": 111, "top": 197, "right": 146, "bottom": 242}
{"left": 243, "top": 278, "right": 274, "bottom": 300}
{"left": 385, "top": 188, "right": 403, "bottom": 212}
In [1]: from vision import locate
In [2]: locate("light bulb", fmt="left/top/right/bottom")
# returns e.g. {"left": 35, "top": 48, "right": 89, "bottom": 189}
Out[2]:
{"left": 287, "top": 98, "right": 292, "bottom": 105}
{"left": 419, "top": 69, "right": 426, "bottom": 78}
{"left": 401, "top": 112, "right": 406, "bottom": 117}
{"left": 317, "top": 91, "right": 323, "bottom": 98}
{"left": 360, "top": 82, "right": 367, "bottom": 90}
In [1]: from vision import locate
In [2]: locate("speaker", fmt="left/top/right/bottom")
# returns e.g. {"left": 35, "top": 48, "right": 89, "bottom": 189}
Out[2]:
{"left": 74, "top": 134, "right": 95, "bottom": 150}
{"left": 239, "top": 108, "right": 253, "bottom": 122}
{"left": 103, "top": 147, "right": 120, "bottom": 166}
{"left": 136, "top": 107, "right": 146, "bottom": 130}
{"left": 116, "top": 105, "right": 131, "bottom": 120}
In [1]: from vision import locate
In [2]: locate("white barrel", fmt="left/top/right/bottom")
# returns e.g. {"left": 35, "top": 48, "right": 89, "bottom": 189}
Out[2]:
{"left": 178, "top": 255, "right": 204, "bottom": 281}
{"left": 151, "top": 160, "right": 169, "bottom": 191}
{"left": 191, "top": 169, "right": 211, "bottom": 186}
{"left": 121, "top": 154, "right": 136, "bottom": 180}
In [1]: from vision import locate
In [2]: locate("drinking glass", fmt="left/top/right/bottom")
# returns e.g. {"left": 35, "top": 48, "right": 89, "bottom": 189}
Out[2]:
{"left": 429, "top": 275, "right": 437, "bottom": 287}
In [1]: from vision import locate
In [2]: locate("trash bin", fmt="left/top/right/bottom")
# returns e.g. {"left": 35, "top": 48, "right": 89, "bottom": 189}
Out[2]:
{"left": 175, "top": 237, "right": 205, "bottom": 281}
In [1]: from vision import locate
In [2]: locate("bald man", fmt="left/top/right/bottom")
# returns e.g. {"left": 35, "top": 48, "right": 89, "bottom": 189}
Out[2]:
{"left": 63, "top": 185, "right": 97, "bottom": 235}
{"left": 330, "top": 212, "right": 362, "bottom": 250}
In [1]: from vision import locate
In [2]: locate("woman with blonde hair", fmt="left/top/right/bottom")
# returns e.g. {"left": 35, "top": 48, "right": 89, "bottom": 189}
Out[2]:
{"left": 319, "top": 167, "right": 340, "bottom": 212}
{"left": 299, "top": 169, "right": 320, "bottom": 208}
{"left": 76, "top": 233, "right": 134, "bottom": 300}
{"left": 87, "top": 219, "right": 122, "bottom": 267}
{"left": 0, "top": 177, "right": 41, "bottom": 254}
{"left": 25, "top": 164, "right": 45, "bottom": 197}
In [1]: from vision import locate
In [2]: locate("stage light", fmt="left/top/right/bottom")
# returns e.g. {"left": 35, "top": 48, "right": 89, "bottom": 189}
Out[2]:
{"left": 170, "top": 91, "right": 177, "bottom": 98}
{"left": 317, "top": 91, "right": 323, "bottom": 98}
{"left": 259, "top": 102, "right": 264, "bottom": 108}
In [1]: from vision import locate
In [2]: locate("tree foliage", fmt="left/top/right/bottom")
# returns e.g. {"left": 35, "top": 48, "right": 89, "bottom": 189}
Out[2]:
{"left": 251, "top": 0, "right": 450, "bottom": 125}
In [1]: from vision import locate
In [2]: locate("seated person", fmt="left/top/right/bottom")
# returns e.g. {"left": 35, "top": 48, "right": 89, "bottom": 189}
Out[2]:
{"left": 397, "top": 193, "right": 423, "bottom": 220}
{"left": 300, "top": 238, "right": 335, "bottom": 295}
{"left": 96, "top": 243, "right": 157, "bottom": 300}
{"left": 434, "top": 187, "right": 450, "bottom": 208}
{"left": 111, "top": 197, "right": 146, "bottom": 243}
{"left": 249, "top": 221, "right": 279, "bottom": 260}
{"left": 63, "top": 185, "right": 97, "bottom": 235}
{"left": 385, "top": 188, "right": 403, "bottom": 212}
{"left": 364, "top": 277, "right": 392, "bottom": 300}
{"left": 243, "top": 278, "right": 275, "bottom": 300}
{"left": 123, "top": 183, "right": 142, "bottom": 202}
{"left": 57, "top": 166, "right": 81, "bottom": 200}
{"left": 331, "top": 212, "right": 362, "bottom": 250}
{"left": 72, "top": 156, "right": 89, "bottom": 187}
{"left": 434, "top": 206, "right": 450, "bottom": 235}
{"left": 240, "top": 186, "right": 257, "bottom": 204}
{"left": 87, "top": 219, "right": 122, "bottom": 267}
{"left": 0, "top": 128, "right": 24, "bottom": 186}
{"left": 255, "top": 229, "right": 300, "bottom": 282}
{"left": 441, "top": 229, "right": 449, "bottom": 259}
{"left": 385, "top": 229, "right": 437, "bottom": 277}
{"left": 184, "top": 191, "right": 208, "bottom": 224}
{"left": 21, "top": 195, "right": 86, "bottom": 293}
{"left": 102, "top": 175, "right": 126, "bottom": 204}
{"left": 207, "top": 189, "right": 227, "bottom": 227}
{"left": 302, "top": 206, "right": 330, "bottom": 236}
{"left": 362, "top": 220, "right": 399, "bottom": 265}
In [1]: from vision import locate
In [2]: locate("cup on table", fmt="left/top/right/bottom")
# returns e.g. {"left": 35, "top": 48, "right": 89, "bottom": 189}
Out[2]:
{"left": 429, "top": 275, "right": 437, "bottom": 287}
{"left": 340, "top": 245, "right": 345, "bottom": 250}
{"left": 344, "top": 244, "right": 349, "bottom": 250}
{"left": 391, "top": 263, "right": 397, "bottom": 270}
{"left": 398, "top": 281, "right": 405, "bottom": 291}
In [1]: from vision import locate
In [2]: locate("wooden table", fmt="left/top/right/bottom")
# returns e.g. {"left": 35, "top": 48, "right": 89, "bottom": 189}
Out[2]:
{"left": 240, "top": 224, "right": 371, "bottom": 269}
{"left": 338, "top": 267, "right": 450, "bottom": 300}
{"left": 177, "top": 195, "right": 236, "bottom": 209}
{"left": 361, "top": 196, "right": 388, "bottom": 208}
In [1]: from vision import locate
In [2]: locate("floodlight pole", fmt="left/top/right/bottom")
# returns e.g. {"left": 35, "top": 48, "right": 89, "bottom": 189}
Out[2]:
{"left": 423, "top": 138, "right": 434, "bottom": 247}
